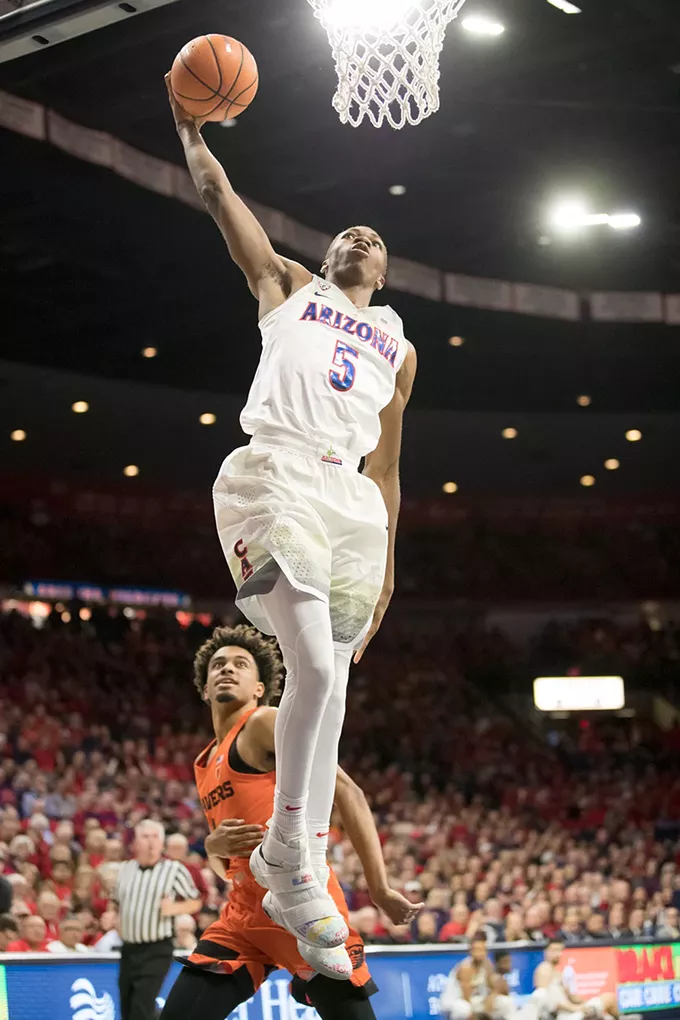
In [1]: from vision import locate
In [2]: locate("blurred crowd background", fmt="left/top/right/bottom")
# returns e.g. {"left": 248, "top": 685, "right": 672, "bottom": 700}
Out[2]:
{"left": 1, "top": 591, "right": 679, "bottom": 954}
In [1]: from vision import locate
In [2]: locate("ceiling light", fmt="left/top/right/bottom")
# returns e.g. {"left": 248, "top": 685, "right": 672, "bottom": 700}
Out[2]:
{"left": 219, "top": 118, "right": 239, "bottom": 128}
{"left": 61, "top": 611, "right": 72, "bottom": 624}
{"left": 79, "top": 607, "right": 92, "bottom": 621}
{"left": 442, "top": 481, "right": 458, "bottom": 494}
{"left": 608, "top": 212, "right": 641, "bottom": 230}
{"left": 580, "top": 475, "right": 595, "bottom": 487}
{"left": 549, "top": 199, "right": 590, "bottom": 232}
{"left": 577, "top": 395, "right": 591, "bottom": 407}
{"left": 461, "top": 15, "right": 505, "bottom": 36}
{"left": 502, "top": 427, "right": 518, "bottom": 439}
{"left": 10, "top": 429, "right": 26, "bottom": 442}
{"left": 550, "top": 200, "right": 641, "bottom": 234}
{"left": 625, "top": 429, "right": 642, "bottom": 442}
{"left": 123, "top": 464, "right": 139, "bottom": 477}
{"left": 604, "top": 458, "right": 620, "bottom": 470}
{"left": 71, "top": 401, "right": 89, "bottom": 414}
{"left": 389, "top": 184, "right": 406, "bottom": 196}
{"left": 546, "top": 0, "right": 582, "bottom": 12}
{"left": 199, "top": 413, "right": 217, "bottom": 425}
{"left": 448, "top": 336, "right": 465, "bottom": 347}
{"left": 142, "top": 347, "right": 157, "bottom": 359}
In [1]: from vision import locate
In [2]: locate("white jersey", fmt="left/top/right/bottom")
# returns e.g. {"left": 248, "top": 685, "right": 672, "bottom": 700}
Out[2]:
{"left": 240, "top": 275, "right": 409, "bottom": 460}
{"left": 447, "top": 959, "right": 491, "bottom": 1003}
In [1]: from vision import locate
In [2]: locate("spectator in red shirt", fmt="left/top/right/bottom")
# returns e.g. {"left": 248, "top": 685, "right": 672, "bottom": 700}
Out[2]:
{"left": 439, "top": 903, "right": 470, "bottom": 942}
{"left": 33, "top": 736, "right": 57, "bottom": 773}
{"left": 81, "top": 828, "right": 106, "bottom": 869}
{"left": 7, "top": 835, "right": 35, "bottom": 873}
{"left": 6, "top": 873, "right": 36, "bottom": 914}
{"left": 47, "top": 861, "right": 74, "bottom": 910}
{"left": 52, "top": 821, "right": 78, "bottom": 856}
{"left": 164, "top": 834, "right": 208, "bottom": 904}
{"left": 170, "top": 752, "right": 193, "bottom": 784}
{"left": 0, "top": 809, "right": 21, "bottom": 849}
{"left": 103, "top": 838, "right": 123, "bottom": 863}
{"left": 6, "top": 914, "right": 48, "bottom": 952}
{"left": 37, "top": 890, "right": 62, "bottom": 940}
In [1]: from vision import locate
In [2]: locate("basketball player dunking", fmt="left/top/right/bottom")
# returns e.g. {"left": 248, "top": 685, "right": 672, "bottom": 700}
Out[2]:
{"left": 159, "top": 626, "right": 421, "bottom": 1020}
{"left": 166, "top": 78, "right": 416, "bottom": 965}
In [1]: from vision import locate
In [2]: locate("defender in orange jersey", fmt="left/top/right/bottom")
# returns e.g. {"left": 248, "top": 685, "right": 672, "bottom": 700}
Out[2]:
{"left": 160, "top": 625, "right": 421, "bottom": 1020}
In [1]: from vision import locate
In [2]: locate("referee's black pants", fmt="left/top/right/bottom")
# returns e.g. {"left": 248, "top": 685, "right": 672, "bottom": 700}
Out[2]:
{"left": 120, "top": 938, "right": 174, "bottom": 1020}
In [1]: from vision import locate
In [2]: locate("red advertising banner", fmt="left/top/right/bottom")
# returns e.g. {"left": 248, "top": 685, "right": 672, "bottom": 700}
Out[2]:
{"left": 558, "top": 946, "right": 617, "bottom": 1000}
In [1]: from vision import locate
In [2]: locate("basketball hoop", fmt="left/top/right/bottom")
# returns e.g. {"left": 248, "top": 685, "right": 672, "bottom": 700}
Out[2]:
{"left": 307, "top": 0, "right": 467, "bottom": 129}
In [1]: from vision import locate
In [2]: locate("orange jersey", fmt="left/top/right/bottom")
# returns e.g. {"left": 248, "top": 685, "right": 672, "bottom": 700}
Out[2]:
{"left": 194, "top": 708, "right": 275, "bottom": 884}
{"left": 190, "top": 708, "right": 375, "bottom": 994}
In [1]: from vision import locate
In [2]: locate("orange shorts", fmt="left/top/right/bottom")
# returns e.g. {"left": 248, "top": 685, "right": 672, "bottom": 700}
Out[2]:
{"left": 186, "top": 868, "right": 373, "bottom": 994}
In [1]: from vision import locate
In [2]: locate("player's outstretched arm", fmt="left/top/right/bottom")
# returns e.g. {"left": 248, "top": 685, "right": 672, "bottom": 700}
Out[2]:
{"left": 333, "top": 766, "right": 422, "bottom": 926}
{"left": 165, "top": 75, "right": 311, "bottom": 315}
{"left": 355, "top": 342, "right": 417, "bottom": 663}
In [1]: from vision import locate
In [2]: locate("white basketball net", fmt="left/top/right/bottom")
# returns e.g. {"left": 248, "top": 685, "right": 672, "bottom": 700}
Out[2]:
{"left": 307, "top": 0, "right": 467, "bottom": 129}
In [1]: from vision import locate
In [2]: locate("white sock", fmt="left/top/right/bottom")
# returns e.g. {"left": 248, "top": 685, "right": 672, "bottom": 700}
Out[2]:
{"left": 272, "top": 790, "right": 307, "bottom": 841}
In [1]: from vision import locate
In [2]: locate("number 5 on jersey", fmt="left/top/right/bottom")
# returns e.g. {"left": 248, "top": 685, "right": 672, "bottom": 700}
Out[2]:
{"left": 329, "top": 340, "right": 359, "bottom": 392}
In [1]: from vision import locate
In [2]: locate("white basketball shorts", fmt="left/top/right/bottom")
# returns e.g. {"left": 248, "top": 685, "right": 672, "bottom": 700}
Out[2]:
{"left": 212, "top": 429, "right": 388, "bottom": 647}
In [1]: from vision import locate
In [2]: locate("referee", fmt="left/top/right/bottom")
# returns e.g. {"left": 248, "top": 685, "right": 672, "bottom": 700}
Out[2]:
{"left": 111, "top": 820, "right": 202, "bottom": 1020}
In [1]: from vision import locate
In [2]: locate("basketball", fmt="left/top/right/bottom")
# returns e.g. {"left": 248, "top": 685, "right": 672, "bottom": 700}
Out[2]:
{"left": 170, "top": 34, "right": 258, "bottom": 123}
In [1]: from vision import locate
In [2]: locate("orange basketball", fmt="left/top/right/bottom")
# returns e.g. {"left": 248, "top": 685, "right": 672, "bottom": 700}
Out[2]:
{"left": 170, "top": 34, "right": 258, "bottom": 123}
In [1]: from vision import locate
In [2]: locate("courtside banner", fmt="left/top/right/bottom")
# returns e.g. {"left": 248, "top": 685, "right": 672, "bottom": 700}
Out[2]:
{"left": 0, "top": 943, "right": 677, "bottom": 1019}
{"left": 0, "top": 948, "right": 541, "bottom": 1020}
{"left": 615, "top": 943, "right": 680, "bottom": 1014}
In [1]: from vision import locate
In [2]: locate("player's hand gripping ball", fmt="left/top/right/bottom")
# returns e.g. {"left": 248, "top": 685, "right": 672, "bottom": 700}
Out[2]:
{"left": 170, "top": 34, "right": 258, "bottom": 123}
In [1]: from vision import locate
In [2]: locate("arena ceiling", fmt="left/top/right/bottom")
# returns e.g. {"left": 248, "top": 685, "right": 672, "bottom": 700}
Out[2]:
{"left": 1, "top": 0, "right": 680, "bottom": 434}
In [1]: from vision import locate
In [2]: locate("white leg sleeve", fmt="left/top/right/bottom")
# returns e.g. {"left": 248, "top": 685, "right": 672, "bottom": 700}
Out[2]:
{"left": 306, "top": 643, "right": 353, "bottom": 869}
{"left": 259, "top": 573, "right": 336, "bottom": 840}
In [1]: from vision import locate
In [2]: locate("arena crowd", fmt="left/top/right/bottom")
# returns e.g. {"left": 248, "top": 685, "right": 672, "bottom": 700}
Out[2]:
{"left": 0, "top": 606, "right": 679, "bottom": 953}
{"left": 3, "top": 501, "right": 680, "bottom": 602}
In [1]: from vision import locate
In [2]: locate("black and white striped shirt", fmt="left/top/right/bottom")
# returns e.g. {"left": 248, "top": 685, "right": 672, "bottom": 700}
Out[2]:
{"left": 112, "top": 858, "right": 199, "bottom": 944}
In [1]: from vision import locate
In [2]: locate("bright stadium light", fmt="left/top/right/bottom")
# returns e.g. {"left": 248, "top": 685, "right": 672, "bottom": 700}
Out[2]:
{"left": 534, "top": 676, "right": 625, "bottom": 712}
{"left": 609, "top": 212, "right": 641, "bottom": 230}
{"left": 550, "top": 199, "right": 641, "bottom": 235}
{"left": 549, "top": 199, "right": 589, "bottom": 232}
{"left": 546, "top": 0, "right": 582, "bottom": 12}
{"left": 461, "top": 16, "right": 505, "bottom": 36}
